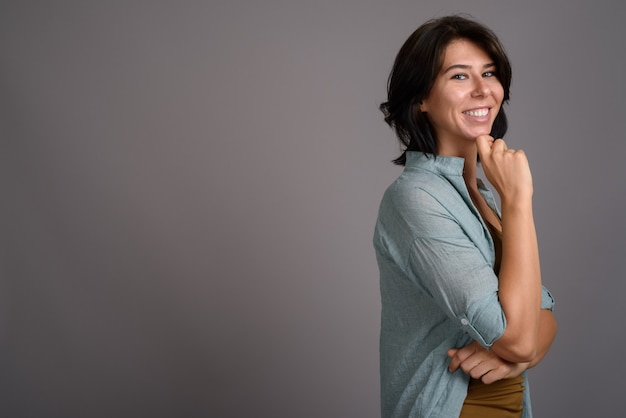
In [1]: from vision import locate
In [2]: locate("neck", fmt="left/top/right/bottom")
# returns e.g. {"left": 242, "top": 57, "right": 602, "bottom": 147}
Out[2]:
{"left": 462, "top": 154, "right": 479, "bottom": 192}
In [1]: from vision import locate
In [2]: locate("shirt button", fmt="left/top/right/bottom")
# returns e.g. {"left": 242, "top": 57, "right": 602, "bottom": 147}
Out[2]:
{"left": 460, "top": 318, "right": 469, "bottom": 326}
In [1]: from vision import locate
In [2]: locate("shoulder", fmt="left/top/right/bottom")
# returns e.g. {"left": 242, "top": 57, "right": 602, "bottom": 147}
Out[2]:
{"left": 376, "top": 170, "right": 462, "bottom": 240}
{"left": 380, "top": 168, "right": 457, "bottom": 218}
{"left": 381, "top": 153, "right": 467, "bottom": 214}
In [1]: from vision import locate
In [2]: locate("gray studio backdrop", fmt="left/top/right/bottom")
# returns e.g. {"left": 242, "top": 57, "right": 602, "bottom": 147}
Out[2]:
{"left": 2, "top": 1, "right": 625, "bottom": 417}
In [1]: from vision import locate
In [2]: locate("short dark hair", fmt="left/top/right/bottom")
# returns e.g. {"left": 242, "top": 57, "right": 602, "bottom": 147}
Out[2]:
{"left": 380, "top": 15, "right": 512, "bottom": 165}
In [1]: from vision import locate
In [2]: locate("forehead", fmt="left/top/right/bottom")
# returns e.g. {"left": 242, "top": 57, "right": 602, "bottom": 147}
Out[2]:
{"left": 441, "top": 39, "right": 492, "bottom": 66}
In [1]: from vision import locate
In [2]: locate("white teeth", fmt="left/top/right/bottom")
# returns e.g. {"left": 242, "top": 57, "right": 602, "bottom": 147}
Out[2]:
{"left": 464, "top": 108, "right": 489, "bottom": 117}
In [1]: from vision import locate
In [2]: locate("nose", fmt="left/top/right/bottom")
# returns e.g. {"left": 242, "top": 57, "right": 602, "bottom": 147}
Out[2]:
{"left": 471, "top": 77, "right": 491, "bottom": 97}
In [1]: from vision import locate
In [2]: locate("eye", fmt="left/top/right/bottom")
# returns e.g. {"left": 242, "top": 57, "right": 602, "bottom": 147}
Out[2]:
{"left": 482, "top": 71, "right": 497, "bottom": 78}
{"left": 452, "top": 73, "right": 468, "bottom": 80}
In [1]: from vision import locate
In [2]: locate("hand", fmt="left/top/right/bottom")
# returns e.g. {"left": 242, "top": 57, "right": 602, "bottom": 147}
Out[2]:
{"left": 447, "top": 341, "right": 529, "bottom": 384}
{"left": 475, "top": 135, "right": 533, "bottom": 204}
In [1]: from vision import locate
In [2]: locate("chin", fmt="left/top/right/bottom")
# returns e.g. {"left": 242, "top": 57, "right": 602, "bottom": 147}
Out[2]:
{"left": 464, "top": 132, "right": 489, "bottom": 141}
{"left": 469, "top": 128, "right": 493, "bottom": 139}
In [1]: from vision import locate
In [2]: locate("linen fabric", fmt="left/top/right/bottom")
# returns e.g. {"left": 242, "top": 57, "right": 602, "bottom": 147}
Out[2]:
{"left": 373, "top": 152, "right": 554, "bottom": 418}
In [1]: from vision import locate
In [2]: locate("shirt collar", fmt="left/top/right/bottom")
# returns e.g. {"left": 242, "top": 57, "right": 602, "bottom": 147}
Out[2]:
{"left": 405, "top": 151, "right": 465, "bottom": 177}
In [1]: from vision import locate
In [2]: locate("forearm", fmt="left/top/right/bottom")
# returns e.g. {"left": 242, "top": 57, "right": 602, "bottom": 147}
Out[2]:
{"left": 448, "top": 310, "right": 557, "bottom": 382}
{"left": 491, "top": 199, "right": 542, "bottom": 362}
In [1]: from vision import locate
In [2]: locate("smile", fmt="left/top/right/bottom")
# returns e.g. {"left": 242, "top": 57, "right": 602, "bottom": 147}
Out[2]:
{"left": 463, "top": 108, "right": 489, "bottom": 117}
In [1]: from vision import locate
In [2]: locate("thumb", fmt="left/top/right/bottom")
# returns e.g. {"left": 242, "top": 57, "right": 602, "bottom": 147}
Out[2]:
{"left": 475, "top": 135, "right": 494, "bottom": 160}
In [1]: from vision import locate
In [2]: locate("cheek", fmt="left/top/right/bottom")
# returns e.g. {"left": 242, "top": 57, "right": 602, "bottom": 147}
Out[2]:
{"left": 494, "top": 84, "right": 505, "bottom": 104}
{"left": 434, "top": 93, "right": 461, "bottom": 113}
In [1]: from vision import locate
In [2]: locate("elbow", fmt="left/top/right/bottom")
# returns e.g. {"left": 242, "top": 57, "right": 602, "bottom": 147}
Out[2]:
{"left": 505, "top": 343, "right": 537, "bottom": 363}
{"left": 491, "top": 337, "right": 537, "bottom": 363}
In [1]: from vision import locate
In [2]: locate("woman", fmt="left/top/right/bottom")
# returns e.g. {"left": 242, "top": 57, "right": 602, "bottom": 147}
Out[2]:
{"left": 373, "top": 15, "right": 557, "bottom": 418}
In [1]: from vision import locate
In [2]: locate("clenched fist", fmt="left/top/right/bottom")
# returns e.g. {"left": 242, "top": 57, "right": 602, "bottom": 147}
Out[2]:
{"left": 476, "top": 135, "right": 533, "bottom": 205}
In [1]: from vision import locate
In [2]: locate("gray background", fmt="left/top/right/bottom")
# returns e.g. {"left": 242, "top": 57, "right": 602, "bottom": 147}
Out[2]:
{"left": 2, "top": 1, "right": 624, "bottom": 417}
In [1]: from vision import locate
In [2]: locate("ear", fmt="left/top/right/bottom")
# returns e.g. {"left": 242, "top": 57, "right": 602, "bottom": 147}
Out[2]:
{"left": 419, "top": 98, "right": 428, "bottom": 112}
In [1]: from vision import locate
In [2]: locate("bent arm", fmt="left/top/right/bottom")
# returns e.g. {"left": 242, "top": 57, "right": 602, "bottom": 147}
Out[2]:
{"left": 448, "top": 309, "right": 557, "bottom": 382}
{"left": 477, "top": 136, "right": 543, "bottom": 363}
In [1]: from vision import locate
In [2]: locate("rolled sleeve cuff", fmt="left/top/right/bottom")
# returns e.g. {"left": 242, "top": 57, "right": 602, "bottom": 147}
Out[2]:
{"left": 458, "top": 291, "right": 506, "bottom": 348}
{"left": 460, "top": 286, "right": 554, "bottom": 348}
{"left": 541, "top": 285, "right": 555, "bottom": 310}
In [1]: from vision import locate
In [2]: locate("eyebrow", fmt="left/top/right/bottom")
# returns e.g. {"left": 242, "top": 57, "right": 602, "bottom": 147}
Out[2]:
{"left": 442, "top": 62, "right": 496, "bottom": 74}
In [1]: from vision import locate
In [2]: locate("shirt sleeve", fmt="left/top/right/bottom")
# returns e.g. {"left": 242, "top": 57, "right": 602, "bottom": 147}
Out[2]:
{"left": 406, "top": 233, "right": 506, "bottom": 348}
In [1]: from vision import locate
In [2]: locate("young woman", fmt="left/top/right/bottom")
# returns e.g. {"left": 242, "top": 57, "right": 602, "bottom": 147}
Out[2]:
{"left": 373, "top": 15, "right": 557, "bottom": 417}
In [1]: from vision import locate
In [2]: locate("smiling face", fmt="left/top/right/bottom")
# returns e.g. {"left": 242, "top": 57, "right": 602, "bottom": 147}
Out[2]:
{"left": 419, "top": 38, "right": 504, "bottom": 155}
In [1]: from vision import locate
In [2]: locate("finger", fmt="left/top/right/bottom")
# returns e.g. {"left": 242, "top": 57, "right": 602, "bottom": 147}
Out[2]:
{"left": 467, "top": 360, "right": 494, "bottom": 379}
{"left": 480, "top": 369, "right": 500, "bottom": 385}
{"left": 448, "top": 351, "right": 461, "bottom": 372}
{"left": 448, "top": 345, "right": 477, "bottom": 372}
{"left": 457, "top": 349, "right": 493, "bottom": 375}
{"left": 447, "top": 349, "right": 459, "bottom": 371}
{"left": 480, "top": 366, "right": 510, "bottom": 384}
{"left": 492, "top": 138, "right": 508, "bottom": 152}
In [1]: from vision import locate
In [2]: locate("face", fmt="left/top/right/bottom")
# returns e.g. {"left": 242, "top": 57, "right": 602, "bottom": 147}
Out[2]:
{"left": 420, "top": 39, "right": 504, "bottom": 153}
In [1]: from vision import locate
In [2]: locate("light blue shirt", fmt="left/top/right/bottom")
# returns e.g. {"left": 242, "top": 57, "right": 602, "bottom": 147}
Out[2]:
{"left": 373, "top": 152, "right": 554, "bottom": 418}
